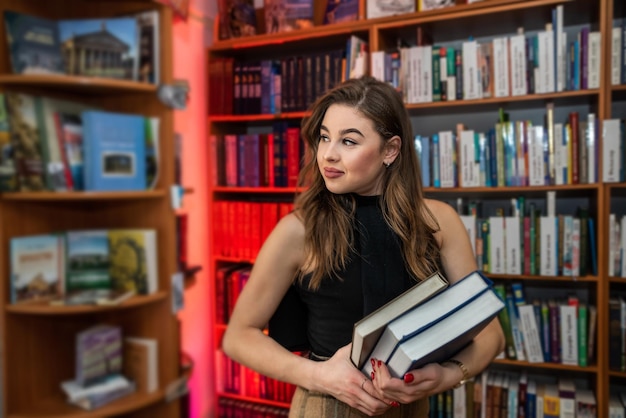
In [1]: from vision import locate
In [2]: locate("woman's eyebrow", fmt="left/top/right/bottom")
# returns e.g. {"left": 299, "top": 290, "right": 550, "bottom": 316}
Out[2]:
{"left": 320, "top": 125, "right": 365, "bottom": 137}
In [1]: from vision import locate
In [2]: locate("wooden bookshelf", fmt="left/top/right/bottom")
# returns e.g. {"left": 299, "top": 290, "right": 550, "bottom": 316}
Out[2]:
{"left": 207, "top": 0, "right": 622, "bottom": 415}
{"left": 0, "top": 1, "right": 181, "bottom": 417}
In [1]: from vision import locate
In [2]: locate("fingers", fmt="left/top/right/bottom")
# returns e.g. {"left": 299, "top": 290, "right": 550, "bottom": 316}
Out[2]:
{"left": 357, "top": 377, "right": 393, "bottom": 415}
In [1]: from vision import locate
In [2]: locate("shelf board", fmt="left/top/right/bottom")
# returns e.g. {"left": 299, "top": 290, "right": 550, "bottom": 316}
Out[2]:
{"left": 493, "top": 358, "right": 598, "bottom": 372}
{"left": 0, "top": 190, "right": 166, "bottom": 201}
{"left": 208, "top": 112, "right": 308, "bottom": 122}
{"left": 218, "top": 392, "right": 291, "bottom": 409}
{"left": 0, "top": 74, "right": 157, "bottom": 94}
{"left": 7, "top": 390, "right": 164, "bottom": 418}
{"left": 6, "top": 292, "right": 167, "bottom": 316}
{"left": 483, "top": 273, "right": 598, "bottom": 282}
{"left": 211, "top": 186, "right": 302, "bottom": 194}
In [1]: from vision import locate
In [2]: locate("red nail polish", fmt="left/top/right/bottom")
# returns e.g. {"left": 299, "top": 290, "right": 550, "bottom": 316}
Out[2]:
{"left": 377, "top": 360, "right": 382, "bottom": 367}
{"left": 371, "top": 358, "right": 376, "bottom": 367}
{"left": 371, "top": 371, "right": 375, "bottom": 380}
{"left": 403, "top": 373, "right": 414, "bottom": 383}
{"left": 391, "top": 401, "right": 400, "bottom": 407}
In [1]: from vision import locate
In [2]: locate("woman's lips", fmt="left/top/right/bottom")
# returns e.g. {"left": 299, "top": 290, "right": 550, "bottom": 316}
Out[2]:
{"left": 323, "top": 167, "right": 344, "bottom": 179}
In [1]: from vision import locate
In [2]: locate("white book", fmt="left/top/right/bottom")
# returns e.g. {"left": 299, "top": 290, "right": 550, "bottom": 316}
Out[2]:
{"left": 603, "top": 119, "right": 621, "bottom": 182}
{"left": 462, "top": 40, "right": 481, "bottom": 100}
{"left": 438, "top": 131, "right": 455, "bottom": 188}
{"left": 418, "top": 45, "right": 433, "bottom": 103}
{"left": 612, "top": 26, "right": 623, "bottom": 85}
{"left": 124, "top": 336, "right": 159, "bottom": 393}
{"left": 554, "top": 5, "right": 566, "bottom": 92}
{"left": 367, "top": 0, "right": 414, "bottom": 19}
{"left": 460, "top": 130, "right": 480, "bottom": 187}
{"left": 508, "top": 378, "right": 519, "bottom": 418}
{"left": 558, "top": 378, "right": 576, "bottom": 418}
{"left": 560, "top": 304, "right": 579, "bottom": 365}
{"left": 586, "top": 113, "right": 597, "bottom": 183}
{"left": 370, "top": 50, "right": 386, "bottom": 82}
{"left": 540, "top": 216, "right": 558, "bottom": 275}
{"left": 554, "top": 123, "right": 566, "bottom": 185}
{"left": 504, "top": 216, "right": 521, "bottom": 274}
{"left": 517, "top": 304, "right": 544, "bottom": 362}
{"left": 384, "top": 280, "right": 504, "bottom": 378}
{"left": 447, "top": 77, "right": 457, "bottom": 102}
{"left": 609, "top": 213, "right": 618, "bottom": 277}
{"left": 537, "top": 30, "right": 555, "bottom": 93}
{"left": 452, "top": 385, "right": 466, "bottom": 418}
{"left": 409, "top": 46, "right": 420, "bottom": 103}
{"left": 400, "top": 47, "right": 411, "bottom": 102}
{"left": 529, "top": 126, "right": 546, "bottom": 186}
{"left": 575, "top": 389, "right": 596, "bottom": 418}
{"left": 621, "top": 215, "right": 626, "bottom": 278}
{"left": 571, "top": 218, "right": 581, "bottom": 276}
{"left": 493, "top": 37, "right": 510, "bottom": 97}
{"left": 460, "top": 214, "right": 477, "bottom": 257}
{"left": 587, "top": 31, "right": 601, "bottom": 89}
{"left": 489, "top": 216, "right": 505, "bottom": 274}
{"left": 510, "top": 34, "right": 527, "bottom": 96}
{"left": 562, "top": 215, "right": 574, "bottom": 276}
{"left": 536, "top": 383, "right": 545, "bottom": 418}
{"left": 609, "top": 394, "right": 625, "bottom": 418}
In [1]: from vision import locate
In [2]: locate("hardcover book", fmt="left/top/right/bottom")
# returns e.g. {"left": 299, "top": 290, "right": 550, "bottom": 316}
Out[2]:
{"left": 75, "top": 324, "right": 123, "bottom": 386}
{"left": 123, "top": 337, "right": 158, "bottom": 393}
{"left": 108, "top": 229, "right": 158, "bottom": 295}
{"left": 82, "top": 110, "right": 146, "bottom": 191}
{"left": 350, "top": 271, "right": 448, "bottom": 369}
{"left": 362, "top": 271, "right": 505, "bottom": 378}
{"left": 367, "top": 0, "right": 415, "bottom": 19}
{"left": 65, "top": 230, "right": 111, "bottom": 292}
{"left": 3, "top": 10, "right": 64, "bottom": 75}
{"left": 264, "top": 0, "right": 314, "bottom": 34}
{"left": 58, "top": 17, "right": 138, "bottom": 80}
{"left": 10, "top": 234, "right": 65, "bottom": 304}
{"left": 323, "top": 0, "right": 359, "bottom": 24}
{"left": 217, "top": 0, "right": 257, "bottom": 40}
{"left": 0, "top": 94, "right": 16, "bottom": 191}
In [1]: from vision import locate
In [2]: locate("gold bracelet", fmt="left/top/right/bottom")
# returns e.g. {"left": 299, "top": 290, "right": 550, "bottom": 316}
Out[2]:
{"left": 444, "top": 359, "right": 469, "bottom": 389}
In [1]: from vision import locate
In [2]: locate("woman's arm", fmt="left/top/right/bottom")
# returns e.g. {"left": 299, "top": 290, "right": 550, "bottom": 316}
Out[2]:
{"left": 371, "top": 200, "right": 505, "bottom": 403}
{"left": 222, "top": 213, "right": 391, "bottom": 416}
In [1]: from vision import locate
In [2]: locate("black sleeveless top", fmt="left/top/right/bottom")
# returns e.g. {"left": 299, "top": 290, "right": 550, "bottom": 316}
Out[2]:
{"left": 297, "top": 195, "right": 416, "bottom": 357}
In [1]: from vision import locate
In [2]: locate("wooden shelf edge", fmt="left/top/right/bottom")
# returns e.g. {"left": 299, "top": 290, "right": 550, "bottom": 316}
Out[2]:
{"left": 0, "top": 190, "right": 166, "bottom": 201}
{"left": 492, "top": 358, "right": 598, "bottom": 372}
{"left": 0, "top": 74, "right": 157, "bottom": 93}
{"left": 6, "top": 292, "right": 168, "bottom": 316}
{"left": 7, "top": 390, "right": 165, "bottom": 418}
{"left": 483, "top": 273, "right": 598, "bottom": 282}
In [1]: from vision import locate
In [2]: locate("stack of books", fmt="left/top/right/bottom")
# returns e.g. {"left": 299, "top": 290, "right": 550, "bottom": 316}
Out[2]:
{"left": 352, "top": 270, "right": 505, "bottom": 379}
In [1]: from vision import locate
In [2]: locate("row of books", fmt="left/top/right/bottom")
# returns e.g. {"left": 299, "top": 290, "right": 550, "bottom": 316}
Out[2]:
{"left": 608, "top": 213, "right": 626, "bottom": 277}
{"left": 213, "top": 201, "right": 294, "bottom": 261}
{"left": 215, "top": 265, "right": 251, "bottom": 325}
{"left": 10, "top": 228, "right": 158, "bottom": 305}
{"left": 210, "top": 125, "right": 302, "bottom": 189}
{"left": 461, "top": 208, "right": 597, "bottom": 277}
{"left": 216, "top": 350, "right": 296, "bottom": 403}
{"left": 495, "top": 282, "right": 596, "bottom": 367}
{"left": 3, "top": 10, "right": 159, "bottom": 83}
{"left": 61, "top": 324, "right": 158, "bottom": 410}
{"left": 0, "top": 93, "right": 159, "bottom": 192}
{"left": 415, "top": 111, "right": 602, "bottom": 190}
{"left": 218, "top": 398, "right": 288, "bottom": 418}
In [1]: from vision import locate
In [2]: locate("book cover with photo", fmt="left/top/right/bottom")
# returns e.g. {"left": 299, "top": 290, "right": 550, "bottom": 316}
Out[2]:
{"left": 3, "top": 10, "right": 64, "bottom": 75}
{"left": 367, "top": 0, "right": 415, "bottom": 19}
{"left": 0, "top": 94, "right": 16, "bottom": 191}
{"left": 10, "top": 234, "right": 65, "bottom": 303}
{"left": 58, "top": 16, "right": 138, "bottom": 80}
{"left": 108, "top": 229, "right": 158, "bottom": 295}
{"left": 65, "top": 230, "right": 111, "bottom": 292}
{"left": 218, "top": 0, "right": 257, "bottom": 40}
{"left": 82, "top": 110, "right": 146, "bottom": 191}
{"left": 264, "top": 0, "right": 314, "bottom": 34}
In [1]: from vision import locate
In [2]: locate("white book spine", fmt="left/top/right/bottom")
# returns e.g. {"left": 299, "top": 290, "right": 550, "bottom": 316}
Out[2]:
{"left": 603, "top": 119, "right": 621, "bottom": 182}
{"left": 587, "top": 31, "right": 602, "bottom": 89}
{"left": 460, "top": 215, "right": 477, "bottom": 257}
{"left": 460, "top": 130, "right": 480, "bottom": 187}
{"left": 540, "top": 216, "right": 557, "bottom": 276}
{"left": 419, "top": 46, "right": 433, "bottom": 103}
{"left": 510, "top": 34, "right": 527, "bottom": 96}
{"left": 529, "top": 126, "right": 546, "bottom": 186}
{"left": 571, "top": 218, "right": 581, "bottom": 276}
{"left": 586, "top": 113, "right": 596, "bottom": 183}
{"left": 609, "top": 213, "right": 617, "bottom": 277}
{"left": 518, "top": 304, "right": 545, "bottom": 362}
{"left": 439, "top": 131, "right": 455, "bottom": 188}
{"left": 538, "top": 30, "right": 555, "bottom": 93}
{"left": 504, "top": 216, "right": 521, "bottom": 274}
{"left": 553, "top": 123, "right": 565, "bottom": 185}
{"left": 612, "top": 27, "right": 623, "bottom": 85}
{"left": 489, "top": 216, "right": 505, "bottom": 274}
{"left": 555, "top": 5, "right": 566, "bottom": 92}
{"left": 462, "top": 41, "right": 480, "bottom": 100}
{"left": 370, "top": 51, "right": 386, "bottom": 82}
{"left": 621, "top": 215, "right": 626, "bottom": 278}
{"left": 562, "top": 215, "right": 574, "bottom": 276}
{"left": 559, "top": 304, "right": 579, "bottom": 365}
{"left": 493, "top": 37, "right": 510, "bottom": 97}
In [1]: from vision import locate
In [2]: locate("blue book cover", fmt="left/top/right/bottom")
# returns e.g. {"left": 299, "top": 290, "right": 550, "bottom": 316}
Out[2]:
{"left": 82, "top": 110, "right": 146, "bottom": 191}
{"left": 3, "top": 11, "right": 64, "bottom": 75}
{"left": 324, "top": 0, "right": 359, "bottom": 24}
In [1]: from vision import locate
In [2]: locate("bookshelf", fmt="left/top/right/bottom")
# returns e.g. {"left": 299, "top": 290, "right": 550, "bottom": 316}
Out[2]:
{"left": 208, "top": 0, "right": 619, "bottom": 415}
{"left": 0, "top": 1, "right": 181, "bottom": 417}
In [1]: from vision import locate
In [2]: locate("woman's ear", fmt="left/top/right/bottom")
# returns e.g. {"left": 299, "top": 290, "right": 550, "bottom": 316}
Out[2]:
{"left": 384, "top": 135, "right": 401, "bottom": 165}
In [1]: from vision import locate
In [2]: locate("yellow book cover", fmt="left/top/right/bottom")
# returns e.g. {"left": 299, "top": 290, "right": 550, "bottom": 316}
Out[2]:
{"left": 108, "top": 229, "right": 157, "bottom": 295}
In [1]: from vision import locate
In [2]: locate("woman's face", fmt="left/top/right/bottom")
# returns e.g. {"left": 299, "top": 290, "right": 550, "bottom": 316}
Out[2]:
{"left": 317, "top": 104, "right": 388, "bottom": 196}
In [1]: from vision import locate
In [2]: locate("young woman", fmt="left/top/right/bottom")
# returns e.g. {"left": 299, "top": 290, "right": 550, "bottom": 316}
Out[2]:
{"left": 222, "top": 76, "right": 505, "bottom": 417}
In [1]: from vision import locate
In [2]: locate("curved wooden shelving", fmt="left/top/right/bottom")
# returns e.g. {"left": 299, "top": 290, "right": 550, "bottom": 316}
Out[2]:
{"left": 0, "top": 74, "right": 157, "bottom": 94}
{"left": 5, "top": 292, "right": 167, "bottom": 316}
{"left": 0, "top": 190, "right": 166, "bottom": 201}
{"left": 7, "top": 390, "right": 165, "bottom": 418}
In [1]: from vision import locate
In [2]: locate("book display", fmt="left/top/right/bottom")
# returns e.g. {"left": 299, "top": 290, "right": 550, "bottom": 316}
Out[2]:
{"left": 208, "top": 0, "right": 625, "bottom": 416}
{"left": 0, "top": 1, "right": 181, "bottom": 417}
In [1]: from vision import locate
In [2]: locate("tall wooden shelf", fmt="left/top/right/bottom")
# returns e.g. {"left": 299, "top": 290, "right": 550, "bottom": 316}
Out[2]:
{"left": 0, "top": 1, "right": 181, "bottom": 417}
{"left": 207, "top": 0, "right": 621, "bottom": 415}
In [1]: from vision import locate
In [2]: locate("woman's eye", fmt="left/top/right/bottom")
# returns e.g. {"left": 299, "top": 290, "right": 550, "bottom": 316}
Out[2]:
{"left": 319, "top": 135, "right": 329, "bottom": 142}
{"left": 342, "top": 138, "right": 356, "bottom": 146}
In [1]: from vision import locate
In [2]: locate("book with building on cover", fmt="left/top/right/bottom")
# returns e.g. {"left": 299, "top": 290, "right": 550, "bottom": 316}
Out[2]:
{"left": 350, "top": 271, "right": 448, "bottom": 369}
{"left": 363, "top": 270, "right": 505, "bottom": 378}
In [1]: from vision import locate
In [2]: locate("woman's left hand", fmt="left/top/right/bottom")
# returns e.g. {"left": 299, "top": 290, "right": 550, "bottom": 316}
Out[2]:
{"left": 368, "top": 358, "right": 444, "bottom": 404}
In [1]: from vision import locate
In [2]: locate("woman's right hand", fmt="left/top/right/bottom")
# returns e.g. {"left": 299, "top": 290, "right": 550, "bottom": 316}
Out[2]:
{"left": 310, "top": 344, "right": 394, "bottom": 416}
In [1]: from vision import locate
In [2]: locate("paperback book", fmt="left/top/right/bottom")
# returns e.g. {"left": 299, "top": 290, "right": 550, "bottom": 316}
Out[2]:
{"left": 350, "top": 271, "right": 448, "bottom": 369}
{"left": 361, "top": 271, "right": 505, "bottom": 378}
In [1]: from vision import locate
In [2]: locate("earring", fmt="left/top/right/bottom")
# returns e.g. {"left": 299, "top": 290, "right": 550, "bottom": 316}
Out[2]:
{"left": 384, "top": 162, "right": 390, "bottom": 168}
